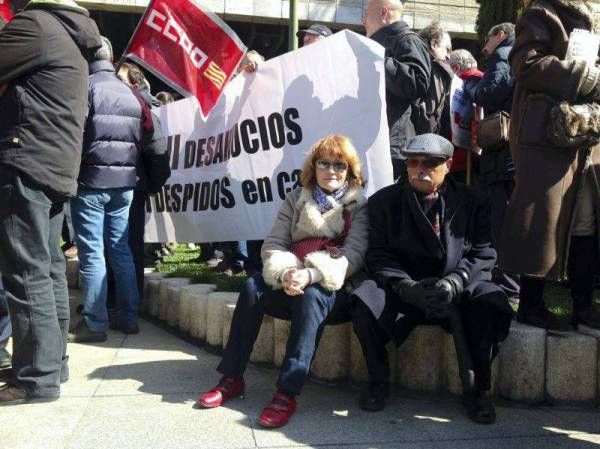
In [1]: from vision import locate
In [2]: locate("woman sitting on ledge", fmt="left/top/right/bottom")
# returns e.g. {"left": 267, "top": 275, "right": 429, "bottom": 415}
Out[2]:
{"left": 196, "top": 134, "right": 369, "bottom": 428}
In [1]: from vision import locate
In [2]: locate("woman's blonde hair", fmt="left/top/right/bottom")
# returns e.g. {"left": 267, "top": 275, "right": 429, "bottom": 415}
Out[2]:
{"left": 300, "top": 134, "right": 366, "bottom": 189}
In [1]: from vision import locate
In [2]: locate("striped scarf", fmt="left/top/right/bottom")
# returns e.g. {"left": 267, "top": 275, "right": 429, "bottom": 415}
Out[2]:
{"left": 417, "top": 190, "right": 443, "bottom": 237}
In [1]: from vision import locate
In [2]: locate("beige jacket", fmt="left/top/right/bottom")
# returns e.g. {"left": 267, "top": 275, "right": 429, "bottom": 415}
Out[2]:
{"left": 261, "top": 186, "right": 369, "bottom": 291}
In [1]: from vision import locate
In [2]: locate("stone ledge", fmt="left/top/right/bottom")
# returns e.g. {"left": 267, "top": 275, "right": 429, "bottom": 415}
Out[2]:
{"left": 142, "top": 274, "right": 600, "bottom": 406}
{"left": 498, "top": 321, "right": 546, "bottom": 402}
{"left": 546, "top": 332, "right": 597, "bottom": 404}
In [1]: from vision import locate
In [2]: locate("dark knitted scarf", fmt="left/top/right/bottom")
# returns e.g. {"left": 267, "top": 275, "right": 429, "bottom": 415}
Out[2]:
{"left": 415, "top": 185, "right": 446, "bottom": 237}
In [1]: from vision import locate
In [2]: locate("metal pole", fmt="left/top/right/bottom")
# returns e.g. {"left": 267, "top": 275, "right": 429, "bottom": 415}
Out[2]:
{"left": 289, "top": 0, "right": 298, "bottom": 51}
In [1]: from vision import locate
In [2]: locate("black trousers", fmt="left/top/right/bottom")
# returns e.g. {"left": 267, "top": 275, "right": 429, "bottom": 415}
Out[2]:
{"left": 352, "top": 281, "right": 509, "bottom": 391}
{"left": 61, "top": 201, "right": 75, "bottom": 248}
{"left": 0, "top": 165, "right": 69, "bottom": 396}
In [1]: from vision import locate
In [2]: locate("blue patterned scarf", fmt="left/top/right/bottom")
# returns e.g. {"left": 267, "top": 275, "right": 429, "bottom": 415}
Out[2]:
{"left": 313, "top": 182, "right": 349, "bottom": 213}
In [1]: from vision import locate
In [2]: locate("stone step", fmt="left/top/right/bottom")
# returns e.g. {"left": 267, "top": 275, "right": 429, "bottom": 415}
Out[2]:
{"left": 497, "top": 321, "right": 546, "bottom": 402}
{"left": 178, "top": 284, "right": 216, "bottom": 333}
{"left": 140, "top": 273, "right": 600, "bottom": 405}
{"left": 141, "top": 272, "right": 167, "bottom": 315}
{"left": 206, "top": 292, "right": 238, "bottom": 348}
{"left": 145, "top": 279, "right": 162, "bottom": 317}
{"left": 311, "top": 323, "right": 351, "bottom": 381}
{"left": 158, "top": 278, "right": 191, "bottom": 321}
{"left": 250, "top": 315, "right": 274, "bottom": 364}
{"left": 397, "top": 326, "right": 444, "bottom": 392}
{"left": 579, "top": 325, "right": 600, "bottom": 399}
{"left": 273, "top": 318, "right": 291, "bottom": 368}
{"left": 546, "top": 332, "right": 597, "bottom": 404}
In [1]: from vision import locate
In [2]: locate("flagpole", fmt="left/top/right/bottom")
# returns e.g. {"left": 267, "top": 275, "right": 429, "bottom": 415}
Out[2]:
{"left": 117, "top": 3, "right": 153, "bottom": 70}
{"left": 289, "top": 0, "right": 298, "bottom": 51}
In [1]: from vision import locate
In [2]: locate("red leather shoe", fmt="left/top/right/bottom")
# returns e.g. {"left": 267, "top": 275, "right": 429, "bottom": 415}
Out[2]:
{"left": 196, "top": 377, "right": 244, "bottom": 408}
{"left": 258, "top": 392, "right": 297, "bottom": 428}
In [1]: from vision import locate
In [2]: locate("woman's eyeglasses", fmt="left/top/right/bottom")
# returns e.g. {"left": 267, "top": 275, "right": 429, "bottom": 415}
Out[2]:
{"left": 406, "top": 157, "right": 448, "bottom": 169}
{"left": 316, "top": 160, "right": 348, "bottom": 172}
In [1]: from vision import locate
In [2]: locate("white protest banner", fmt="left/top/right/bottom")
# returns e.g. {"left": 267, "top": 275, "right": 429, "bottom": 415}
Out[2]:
{"left": 146, "top": 30, "right": 393, "bottom": 243}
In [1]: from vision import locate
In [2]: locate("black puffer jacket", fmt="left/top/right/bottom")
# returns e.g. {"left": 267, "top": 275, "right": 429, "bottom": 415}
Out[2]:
{"left": 79, "top": 60, "right": 143, "bottom": 189}
{"left": 464, "top": 34, "right": 515, "bottom": 115}
{"left": 0, "top": 2, "right": 101, "bottom": 198}
{"left": 370, "top": 21, "right": 431, "bottom": 159}
{"left": 463, "top": 34, "right": 516, "bottom": 183}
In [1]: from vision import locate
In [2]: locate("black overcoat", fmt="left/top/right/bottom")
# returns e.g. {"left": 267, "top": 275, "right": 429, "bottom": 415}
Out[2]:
{"left": 353, "top": 178, "right": 512, "bottom": 339}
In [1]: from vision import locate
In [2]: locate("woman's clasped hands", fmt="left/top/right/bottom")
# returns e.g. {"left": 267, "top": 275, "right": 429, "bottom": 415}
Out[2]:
{"left": 282, "top": 268, "right": 311, "bottom": 296}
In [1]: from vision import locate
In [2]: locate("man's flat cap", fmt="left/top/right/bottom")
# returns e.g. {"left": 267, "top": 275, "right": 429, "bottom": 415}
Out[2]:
{"left": 402, "top": 134, "right": 454, "bottom": 159}
{"left": 297, "top": 24, "right": 333, "bottom": 38}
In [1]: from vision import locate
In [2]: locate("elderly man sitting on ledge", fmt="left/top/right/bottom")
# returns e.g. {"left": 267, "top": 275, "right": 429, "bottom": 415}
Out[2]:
{"left": 351, "top": 134, "right": 513, "bottom": 424}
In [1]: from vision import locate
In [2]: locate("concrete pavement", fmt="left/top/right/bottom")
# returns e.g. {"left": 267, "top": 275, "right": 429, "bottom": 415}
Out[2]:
{"left": 2, "top": 317, "right": 600, "bottom": 449}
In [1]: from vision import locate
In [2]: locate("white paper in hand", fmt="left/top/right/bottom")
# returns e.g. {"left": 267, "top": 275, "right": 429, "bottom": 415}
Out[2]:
{"left": 565, "top": 29, "right": 600, "bottom": 66}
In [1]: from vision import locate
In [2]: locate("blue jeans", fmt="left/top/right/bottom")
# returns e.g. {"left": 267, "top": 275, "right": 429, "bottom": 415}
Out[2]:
{"left": 0, "top": 165, "right": 68, "bottom": 396}
{"left": 218, "top": 275, "right": 349, "bottom": 395}
{"left": 71, "top": 188, "right": 139, "bottom": 332}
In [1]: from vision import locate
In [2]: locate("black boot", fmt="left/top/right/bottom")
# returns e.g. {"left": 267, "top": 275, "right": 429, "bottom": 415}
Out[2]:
{"left": 570, "top": 235, "right": 600, "bottom": 329}
{"left": 359, "top": 382, "right": 389, "bottom": 412}
{"left": 351, "top": 301, "right": 392, "bottom": 411}
{"left": 517, "top": 276, "right": 569, "bottom": 331}
{"left": 462, "top": 389, "right": 496, "bottom": 424}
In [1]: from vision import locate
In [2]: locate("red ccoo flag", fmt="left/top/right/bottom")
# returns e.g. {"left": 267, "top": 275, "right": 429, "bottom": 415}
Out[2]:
{"left": 123, "top": 0, "right": 246, "bottom": 117}
{"left": 0, "top": 0, "right": 13, "bottom": 22}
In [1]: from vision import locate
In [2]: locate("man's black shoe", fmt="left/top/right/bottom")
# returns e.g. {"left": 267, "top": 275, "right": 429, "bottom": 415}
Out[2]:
{"left": 0, "top": 384, "right": 59, "bottom": 406}
{"left": 109, "top": 321, "right": 140, "bottom": 335}
{"left": 68, "top": 320, "right": 107, "bottom": 343}
{"left": 463, "top": 390, "right": 496, "bottom": 424}
{"left": 358, "top": 383, "right": 389, "bottom": 412}
{"left": 0, "top": 347, "right": 11, "bottom": 369}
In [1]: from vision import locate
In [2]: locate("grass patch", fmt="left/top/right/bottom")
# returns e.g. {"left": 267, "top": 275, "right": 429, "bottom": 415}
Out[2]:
{"left": 156, "top": 246, "right": 578, "bottom": 318}
{"left": 156, "top": 245, "right": 247, "bottom": 292}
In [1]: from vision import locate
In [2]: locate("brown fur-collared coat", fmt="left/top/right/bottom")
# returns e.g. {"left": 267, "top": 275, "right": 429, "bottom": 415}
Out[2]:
{"left": 499, "top": 0, "right": 600, "bottom": 280}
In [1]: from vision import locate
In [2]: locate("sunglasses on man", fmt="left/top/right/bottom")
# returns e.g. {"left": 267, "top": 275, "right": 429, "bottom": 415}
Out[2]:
{"left": 406, "top": 157, "right": 448, "bottom": 169}
{"left": 316, "top": 160, "right": 348, "bottom": 172}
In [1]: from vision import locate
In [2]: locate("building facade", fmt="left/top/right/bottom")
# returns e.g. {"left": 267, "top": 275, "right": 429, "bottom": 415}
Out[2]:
{"left": 82, "top": 0, "right": 479, "bottom": 87}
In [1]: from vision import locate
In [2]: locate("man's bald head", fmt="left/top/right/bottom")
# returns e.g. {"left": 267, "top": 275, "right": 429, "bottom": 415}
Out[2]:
{"left": 363, "top": 0, "right": 404, "bottom": 37}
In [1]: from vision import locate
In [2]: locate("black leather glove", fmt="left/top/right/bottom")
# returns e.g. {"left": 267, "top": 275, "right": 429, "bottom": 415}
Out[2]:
{"left": 431, "top": 272, "right": 465, "bottom": 303}
{"left": 390, "top": 277, "right": 439, "bottom": 312}
{"left": 422, "top": 272, "right": 466, "bottom": 320}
